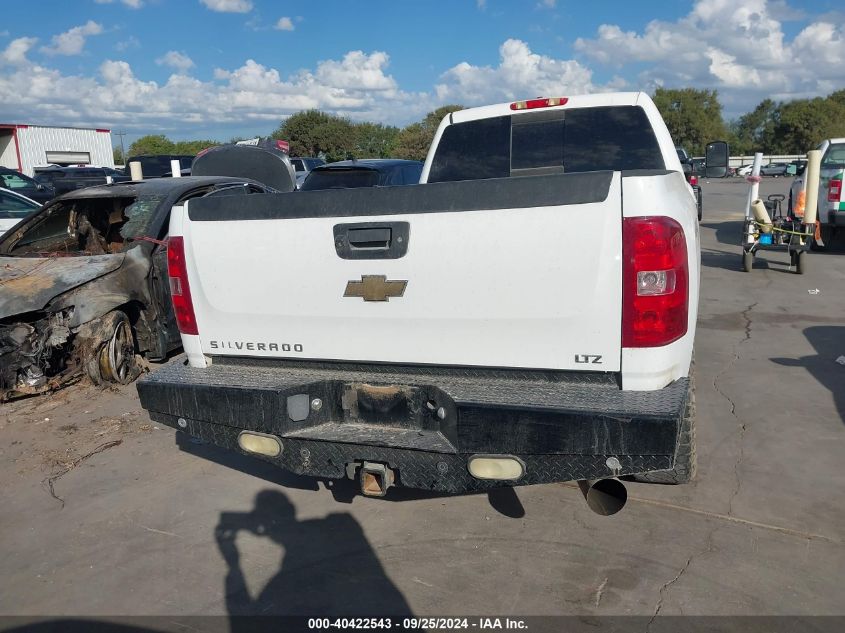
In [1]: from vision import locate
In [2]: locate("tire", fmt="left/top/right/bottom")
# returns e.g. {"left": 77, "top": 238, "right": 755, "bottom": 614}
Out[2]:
{"left": 81, "top": 310, "right": 140, "bottom": 385}
{"left": 742, "top": 250, "right": 753, "bottom": 272}
{"left": 633, "top": 366, "right": 697, "bottom": 484}
{"left": 794, "top": 250, "right": 806, "bottom": 275}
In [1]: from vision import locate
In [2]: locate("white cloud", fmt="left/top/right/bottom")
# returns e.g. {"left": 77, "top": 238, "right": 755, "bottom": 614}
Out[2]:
{"left": 435, "top": 39, "right": 611, "bottom": 104}
{"left": 574, "top": 0, "right": 845, "bottom": 115}
{"left": 200, "top": 0, "right": 253, "bottom": 13}
{"left": 41, "top": 21, "right": 103, "bottom": 56}
{"left": 156, "top": 50, "right": 195, "bottom": 72}
{"left": 115, "top": 35, "right": 140, "bottom": 51}
{"left": 538, "top": 0, "right": 556, "bottom": 8}
{"left": 0, "top": 48, "right": 430, "bottom": 132}
{"left": 1, "top": 37, "right": 38, "bottom": 65}
{"left": 275, "top": 17, "right": 294, "bottom": 31}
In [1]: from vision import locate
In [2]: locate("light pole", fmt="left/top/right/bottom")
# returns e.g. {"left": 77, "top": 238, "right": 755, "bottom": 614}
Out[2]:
{"left": 115, "top": 131, "right": 127, "bottom": 166}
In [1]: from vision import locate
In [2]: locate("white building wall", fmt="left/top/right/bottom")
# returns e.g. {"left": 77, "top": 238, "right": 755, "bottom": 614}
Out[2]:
{"left": 15, "top": 125, "right": 114, "bottom": 175}
{"left": 0, "top": 133, "right": 17, "bottom": 169}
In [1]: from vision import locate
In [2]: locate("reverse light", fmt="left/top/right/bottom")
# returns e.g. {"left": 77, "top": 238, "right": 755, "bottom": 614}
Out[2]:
{"left": 467, "top": 456, "right": 525, "bottom": 481}
{"left": 622, "top": 216, "right": 689, "bottom": 348}
{"left": 510, "top": 97, "right": 568, "bottom": 111}
{"left": 166, "top": 236, "right": 199, "bottom": 335}
{"left": 828, "top": 178, "right": 841, "bottom": 202}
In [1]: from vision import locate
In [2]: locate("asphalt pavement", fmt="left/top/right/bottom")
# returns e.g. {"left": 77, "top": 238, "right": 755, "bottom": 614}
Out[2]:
{"left": 1, "top": 177, "right": 843, "bottom": 625}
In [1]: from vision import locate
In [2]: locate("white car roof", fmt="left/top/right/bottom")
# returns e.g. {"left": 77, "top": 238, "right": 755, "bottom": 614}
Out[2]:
{"left": 0, "top": 188, "right": 39, "bottom": 205}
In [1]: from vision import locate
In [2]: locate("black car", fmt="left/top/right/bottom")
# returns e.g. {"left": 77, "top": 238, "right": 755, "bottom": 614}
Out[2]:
{"left": 300, "top": 159, "right": 423, "bottom": 191}
{"left": 675, "top": 147, "right": 703, "bottom": 221}
{"left": 126, "top": 154, "right": 195, "bottom": 178}
{"left": 0, "top": 176, "right": 275, "bottom": 400}
{"left": 0, "top": 167, "right": 55, "bottom": 204}
{"left": 33, "top": 166, "right": 130, "bottom": 196}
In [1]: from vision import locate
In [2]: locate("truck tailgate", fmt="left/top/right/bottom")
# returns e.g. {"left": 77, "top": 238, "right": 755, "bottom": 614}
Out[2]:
{"left": 180, "top": 171, "right": 622, "bottom": 371}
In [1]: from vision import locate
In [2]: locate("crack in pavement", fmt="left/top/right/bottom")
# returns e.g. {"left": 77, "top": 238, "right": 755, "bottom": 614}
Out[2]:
{"left": 645, "top": 526, "right": 717, "bottom": 631}
{"left": 712, "top": 301, "right": 757, "bottom": 517}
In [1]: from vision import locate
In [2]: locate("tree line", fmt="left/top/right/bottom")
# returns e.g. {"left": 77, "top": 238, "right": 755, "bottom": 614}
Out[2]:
{"left": 118, "top": 88, "right": 845, "bottom": 164}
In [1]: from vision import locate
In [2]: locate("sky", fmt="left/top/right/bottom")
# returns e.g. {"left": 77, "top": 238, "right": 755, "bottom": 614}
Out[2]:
{"left": 1, "top": 0, "right": 843, "bottom": 147}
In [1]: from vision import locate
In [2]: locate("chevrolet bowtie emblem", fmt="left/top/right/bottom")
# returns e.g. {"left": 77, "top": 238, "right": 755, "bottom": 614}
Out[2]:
{"left": 344, "top": 275, "right": 407, "bottom": 302}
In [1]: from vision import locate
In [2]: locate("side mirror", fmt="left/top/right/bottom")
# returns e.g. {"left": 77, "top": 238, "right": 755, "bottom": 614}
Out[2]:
{"left": 704, "top": 141, "right": 729, "bottom": 178}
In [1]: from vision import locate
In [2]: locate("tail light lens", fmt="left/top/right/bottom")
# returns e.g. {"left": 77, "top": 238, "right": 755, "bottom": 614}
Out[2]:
{"left": 510, "top": 97, "right": 568, "bottom": 110}
{"left": 622, "top": 217, "right": 688, "bottom": 348}
{"left": 689, "top": 175, "right": 698, "bottom": 186}
{"left": 828, "top": 178, "right": 841, "bottom": 202}
{"left": 166, "top": 236, "right": 199, "bottom": 335}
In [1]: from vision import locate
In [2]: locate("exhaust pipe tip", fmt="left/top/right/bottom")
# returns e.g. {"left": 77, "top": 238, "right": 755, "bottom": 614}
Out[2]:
{"left": 578, "top": 478, "right": 627, "bottom": 516}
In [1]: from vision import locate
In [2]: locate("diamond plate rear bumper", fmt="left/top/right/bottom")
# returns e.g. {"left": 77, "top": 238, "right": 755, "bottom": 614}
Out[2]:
{"left": 137, "top": 358, "right": 688, "bottom": 493}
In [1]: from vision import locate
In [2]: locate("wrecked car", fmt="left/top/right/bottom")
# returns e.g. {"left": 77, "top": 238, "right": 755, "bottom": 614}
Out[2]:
{"left": 0, "top": 176, "right": 275, "bottom": 400}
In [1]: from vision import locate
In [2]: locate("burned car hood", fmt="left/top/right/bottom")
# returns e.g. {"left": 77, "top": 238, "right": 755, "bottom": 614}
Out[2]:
{"left": 0, "top": 254, "right": 125, "bottom": 319}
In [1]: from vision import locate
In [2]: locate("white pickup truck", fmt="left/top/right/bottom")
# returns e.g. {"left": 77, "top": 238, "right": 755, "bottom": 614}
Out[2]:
{"left": 138, "top": 93, "right": 725, "bottom": 508}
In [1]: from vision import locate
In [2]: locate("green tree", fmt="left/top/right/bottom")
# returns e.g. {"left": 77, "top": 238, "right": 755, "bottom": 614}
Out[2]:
{"left": 353, "top": 122, "right": 399, "bottom": 158}
{"left": 652, "top": 88, "right": 727, "bottom": 156}
{"left": 128, "top": 134, "right": 176, "bottom": 157}
{"left": 173, "top": 139, "right": 220, "bottom": 155}
{"left": 394, "top": 104, "right": 464, "bottom": 161}
{"left": 767, "top": 95, "right": 845, "bottom": 154}
{"left": 731, "top": 98, "right": 777, "bottom": 155}
{"left": 113, "top": 145, "right": 125, "bottom": 165}
{"left": 272, "top": 110, "right": 356, "bottom": 162}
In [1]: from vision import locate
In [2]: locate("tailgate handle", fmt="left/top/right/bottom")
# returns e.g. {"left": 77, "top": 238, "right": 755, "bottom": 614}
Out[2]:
{"left": 334, "top": 221, "right": 409, "bottom": 260}
{"left": 348, "top": 227, "right": 391, "bottom": 249}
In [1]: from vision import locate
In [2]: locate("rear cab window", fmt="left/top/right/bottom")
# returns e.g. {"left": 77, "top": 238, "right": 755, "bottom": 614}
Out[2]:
{"left": 822, "top": 144, "right": 845, "bottom": 170}
{"left": 428, "top": 105, "right": 664, "bottom": 183}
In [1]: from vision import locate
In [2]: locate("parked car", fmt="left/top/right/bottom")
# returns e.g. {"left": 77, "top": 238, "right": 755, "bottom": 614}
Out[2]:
{"left": 760, "top": 162, "right": 789, "bottom": 177}
{"left": 291, "top": 157, "right": 326, "bottom": 189}
{"left": 0, "top": 188, "right": 40, "bottom": 236}
{"left": 33, "top": 166, "right": 130, "bottom": 196}
{"left": 736, "top": 164, "right": 753, "bottom": 176}
{"left": 299, "top": 159, "right": 423, "bottom": 191}
{"left": 787, "top": 159, "right": 807, "bottom": 176}
{"left": 125, "top": 155, "right": 194, "bottom": 178}
{"left": 0, "top": 167, "right": 55, "bottom": 204}
{"left": 675, "top": 147, "right": 702, "bottom": 221}
{"left": 0, "top": 176, "right": 277, "bottom": 401}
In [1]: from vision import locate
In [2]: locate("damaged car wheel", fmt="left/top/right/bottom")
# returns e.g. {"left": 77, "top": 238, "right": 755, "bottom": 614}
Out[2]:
{"left": 82, "top": 311, "right": 140, "bottom": 385}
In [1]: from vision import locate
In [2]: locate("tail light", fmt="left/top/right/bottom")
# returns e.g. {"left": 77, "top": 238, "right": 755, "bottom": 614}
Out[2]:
{"left": 828, "top": 178, "right": 842, "bottom": 202}
{"left": 166, "top": 236, "right": 199, "bottom": 335}
{"left": 689, "top": 175, "right": 698, "bottom": 186}
{"left": 510, "top": 97, "right": 568, "bottom": 110}
{"left": 622, "top": 217, "right": 688, "bottom": 348}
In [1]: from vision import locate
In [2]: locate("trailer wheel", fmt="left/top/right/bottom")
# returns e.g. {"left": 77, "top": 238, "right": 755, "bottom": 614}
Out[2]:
{"left": 632, "top": 366, "right": 697, "bottom": 485}
{"left": 742, "top": 250, "right": 753, "bottom": 272}
{"left": 81, "top": 311, "right": 140, "bottom": 385}
{"left": 793, "top": 250, "right": 807, "bottom": 275}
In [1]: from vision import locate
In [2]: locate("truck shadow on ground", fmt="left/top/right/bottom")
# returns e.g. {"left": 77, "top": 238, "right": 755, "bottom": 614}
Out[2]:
{"left": 771, "top": 326, "right": 845, "bottom": 425}
{"left": 215, "top": 488, "right": 414, "bottom": 619}
{"left": 175, "top": 433, "right": 526, "bottom": 518}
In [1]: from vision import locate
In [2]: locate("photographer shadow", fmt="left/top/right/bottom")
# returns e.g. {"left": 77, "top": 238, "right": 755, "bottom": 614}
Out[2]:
{"left": 216, "top": 489, "right": 413, "bottom": 620}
